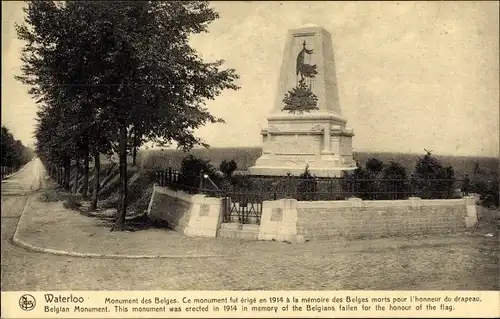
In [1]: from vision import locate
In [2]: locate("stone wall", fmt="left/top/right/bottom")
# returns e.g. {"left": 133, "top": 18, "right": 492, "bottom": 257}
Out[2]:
{"left": 256, "top": 196, "right": 477, "bottom": 242}
{"left": 147, "top": 186, "right": 224, "bottom": 237}
{"left": 148, "top": 186, "right": 193, "bottom": 233}
{"left": 295, "top": 197, "right": 477, "bottom": 240}
{"left": 147, "top": 185, "right": 478, "bottom": 242}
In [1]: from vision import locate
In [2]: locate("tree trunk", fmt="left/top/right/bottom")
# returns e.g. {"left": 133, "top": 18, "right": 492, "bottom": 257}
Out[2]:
{"left": 64, "top": 159, "right": 71, "bottom": 190}
{"left": 68, "top": 157, "right": 79, "bottom": 207}
{"left": 90, "top": 151, "right": 100, "bottom": 211}
{"left": 82, "top": 150, "right": 90, "bottom": 198}
{"left": 112, "top": 125, "right": 128, "bottom": 231}
{"left": 131, "top": 128, "right": 138, "bottom": 167}
{"left": 132, "top": 145, "right": 137, "bottom": 167}
{"left": 73, "top": 157, "right": 79, "bottom": 194}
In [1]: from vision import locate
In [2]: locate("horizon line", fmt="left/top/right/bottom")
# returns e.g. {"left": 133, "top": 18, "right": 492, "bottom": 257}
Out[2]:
{"left": 141, "top": 147, "right": 500, "bottom": 159}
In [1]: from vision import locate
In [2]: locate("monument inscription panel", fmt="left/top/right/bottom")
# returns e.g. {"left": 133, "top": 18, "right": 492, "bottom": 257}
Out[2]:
{"left": 271, "top": 135, "right": 316, "bottom": 155}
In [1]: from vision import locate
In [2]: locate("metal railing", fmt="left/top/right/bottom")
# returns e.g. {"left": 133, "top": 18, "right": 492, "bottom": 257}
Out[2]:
{"left": 154, "top": 169, "right": 474, "bottom": 225}
{"left": 243, "top": 175, "right": 470, "bottom": 201}
{"left": 154, "top": 168, "right": 471, "bottom": 201}
{"left": 155, "top": 168, "right": 222, "bottom": 195}
{"left": 155, "top": 169, "right": 263, "bottom": 225}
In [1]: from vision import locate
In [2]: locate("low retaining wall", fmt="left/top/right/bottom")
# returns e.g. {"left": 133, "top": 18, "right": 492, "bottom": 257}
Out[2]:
{"left": 299, "top": 196, "right": 477, "bottom": 240}
{"left": 147, "top": 185, "right": 224, "bottom": 237}
{"left": 259, "top": 196, "right": 478, "bottom": 242}
{"left": 148, "top": 185, "right": 478, "bottom": 242}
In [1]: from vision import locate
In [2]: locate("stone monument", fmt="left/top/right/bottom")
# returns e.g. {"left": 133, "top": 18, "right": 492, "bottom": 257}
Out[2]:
{"left": 248, "top": 24, "right": 357, "bottom": 177}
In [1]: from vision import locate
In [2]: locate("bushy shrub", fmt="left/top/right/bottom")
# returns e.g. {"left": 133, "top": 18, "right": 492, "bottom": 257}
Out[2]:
{"left": 365, "top": 158, "right": 384, "bottom": 175}
{"left": 220, "top": 159, "right": 237, "bottom": 179}
{"left": 178, "top": 154, "right": 220, "bottom": 192}
{"left": 414, "top": 150, "right": 455, "bottom": 199}
{"left": 342, "top": 159, "right": 412, "bottom": 200}
{"left": 180, "top": 154, "right": 215, "bottom": 176}
{"left": 382, "top": 160, "right": 408, "bottom": 179}
{"left": 379, "top": 160, "right": 409, "bottom": 199}
{"left": 469, "top": 164, "right": 499, "bottom": 207}
{"left": 230, "top": 174, "right": 254, "bottom": 192}
{"left": 470, "top": 178, "right": 499, "bottom": 207}
{"left": 297, "top": 165, "right": 317, "bottom": 201}
{"left": 342, "top": 165, "right": 376, "bottom": 199}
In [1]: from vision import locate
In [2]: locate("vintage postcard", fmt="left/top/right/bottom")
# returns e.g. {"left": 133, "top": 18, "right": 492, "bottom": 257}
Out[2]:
{"left": 1, "top": 1, "right": 499, "bottom": 318}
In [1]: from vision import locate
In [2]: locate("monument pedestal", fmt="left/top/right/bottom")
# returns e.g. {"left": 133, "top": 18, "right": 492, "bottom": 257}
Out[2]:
{"left": 248, "top": 112, "right": 356, "bottom": 177}
{"left": 248, "top": 24, "right": 357, "bottom": 177}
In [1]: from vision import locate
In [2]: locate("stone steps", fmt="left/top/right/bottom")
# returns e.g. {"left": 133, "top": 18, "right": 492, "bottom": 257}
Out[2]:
{"left": 218, "top": 223, "right": 259, "bottom": 240}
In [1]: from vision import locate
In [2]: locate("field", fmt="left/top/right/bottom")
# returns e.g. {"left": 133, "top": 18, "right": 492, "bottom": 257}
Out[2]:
{"left": 137, "top": 147, "right": 499, "bottom": 179}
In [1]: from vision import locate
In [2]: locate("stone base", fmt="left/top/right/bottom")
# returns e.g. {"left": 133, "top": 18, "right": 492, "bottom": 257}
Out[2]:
{"left": 250, "top": 111, "right": 357, "bottom": 177}
{"left": 218, "top": 223, "right": 259, "bottom": 240}
{"left": 248, "top": 153, "right": 357, "bottom": 177}
{"left": 248, "top": 165, "right": 356, "bottom": 177}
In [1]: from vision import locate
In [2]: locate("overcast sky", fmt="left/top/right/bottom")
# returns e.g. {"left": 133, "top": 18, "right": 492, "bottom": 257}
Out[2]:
{"left": 2, "top": 1, "right": 499, "bottom": 157}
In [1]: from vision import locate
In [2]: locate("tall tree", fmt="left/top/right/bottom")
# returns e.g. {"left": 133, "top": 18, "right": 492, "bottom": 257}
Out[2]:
{"left": 18, "top": 1, "right": 113, "bottom": 206}
{"left": 1, "top": 126, "right": 33, "bottom": 167}
{"left": 17, "top": 1, "right": 239, "bottom": 231}
{"left": 105, "top": 1, "right": 240, "bottom": 231}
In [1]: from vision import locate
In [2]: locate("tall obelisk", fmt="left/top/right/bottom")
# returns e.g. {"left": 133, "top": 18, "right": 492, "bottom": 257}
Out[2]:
{"left": 248, "top": 25, "right": 357, "bottom": 177}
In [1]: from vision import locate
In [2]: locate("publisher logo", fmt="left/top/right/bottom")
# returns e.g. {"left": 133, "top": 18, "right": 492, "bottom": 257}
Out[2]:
{"left": 19, "top": 294, "right": 36, "bottom": 311}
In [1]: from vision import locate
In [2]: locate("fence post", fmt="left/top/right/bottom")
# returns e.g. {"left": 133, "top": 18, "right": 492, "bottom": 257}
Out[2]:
{"left": 463, "top": 173, "right": 469, "bottom": 196}
{"left": 409, "top": 174, "right": 415, "bottom": 197}
{"left": 294, "top": 176, "right": 298, "bottom": 200}
{"left": 286, "top": 173, "right": 292, "bottom": 198}
{"left": 198, "top": 170, "right": 204, "bottom": 193}
{"left": 350, "top": 178, "right": 355, "bottom": 198}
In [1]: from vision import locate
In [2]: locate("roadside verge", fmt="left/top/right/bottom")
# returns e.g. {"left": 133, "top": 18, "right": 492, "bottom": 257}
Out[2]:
{"left": 12, "top": 194, "right": 232, "bottom": 259}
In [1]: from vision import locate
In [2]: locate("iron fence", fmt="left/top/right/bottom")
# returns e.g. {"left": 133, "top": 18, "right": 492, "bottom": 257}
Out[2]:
{"left": 154, "top": 169, "right": 473, "bottom": 225}
{"left": 154, "top": 168, "right": 471, "bottom": 201}
{"left": 223, "top": 192, "right": 262, "bottom": 224}
{"left": 155, "top": 169, "right": 263, "bottom": 224}
{"left": 155, "top": 168, "right": 223, "bottom": 195}
{"left": 238, "top": 175, "right": 470, "bottom": 201}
